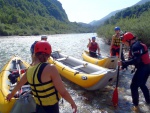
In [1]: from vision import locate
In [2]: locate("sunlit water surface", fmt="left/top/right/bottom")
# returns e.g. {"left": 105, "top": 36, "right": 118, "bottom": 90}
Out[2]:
{"left": 0, "top": 33, "right": 150, "bottom": 113}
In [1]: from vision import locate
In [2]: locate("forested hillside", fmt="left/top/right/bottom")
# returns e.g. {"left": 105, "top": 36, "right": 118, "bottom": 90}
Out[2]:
{"left": 0, "top": 0, "right": 93, "bottom": 36}
{"left": 97, "top": 1, "right": 150, "bottom": 46}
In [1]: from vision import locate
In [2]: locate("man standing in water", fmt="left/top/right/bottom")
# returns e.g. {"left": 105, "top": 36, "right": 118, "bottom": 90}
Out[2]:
{"left": 87, "top": 36, "right": 100, "bottom": 57}
{"left": 30, "top": 35, "right": 48, "bottom": 65}
{"left": 118, "top": 32, "right": 150, "bottom": 111}
{"left": 110, "top": 26, "right": 125, "bottom": 61}
{"left": 6, "top": 41, "right": 77, "bottom": 113}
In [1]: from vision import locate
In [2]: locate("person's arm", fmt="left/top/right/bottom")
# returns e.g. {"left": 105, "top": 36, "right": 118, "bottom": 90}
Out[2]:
{"left": 87, "top": 38, "right": 91, "bottom": 48}
{"left": 122, "top": 45, "right": 144, "bottom": 67}
{"left": 110, "top": 36, "right": 114, "bottom": 50}
{"left": 6, "top": 73, "right": 28, "bottom": 101}
{"left": 49, "top": 65, "right": 77, "bottom": 113}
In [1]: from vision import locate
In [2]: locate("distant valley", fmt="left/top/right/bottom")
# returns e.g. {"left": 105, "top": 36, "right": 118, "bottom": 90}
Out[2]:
{"left": 89, "top": 0, "right": 150, "bottom": 26}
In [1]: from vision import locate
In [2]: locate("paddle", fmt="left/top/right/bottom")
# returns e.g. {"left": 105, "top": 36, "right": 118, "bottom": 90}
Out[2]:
{"left": 16, "top": 59, "right": 21, "bottom": 81}
{"left": 112, "top": 42, "right": 122, "bottom": 107}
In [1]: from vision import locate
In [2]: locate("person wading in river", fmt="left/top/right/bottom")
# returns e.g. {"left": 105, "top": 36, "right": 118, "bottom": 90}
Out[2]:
{"left": 110, "top": 26, "right": 125, "bottom": 61}
{"left": 6, "top": 41, "right": 77, "bottom": 113}
{"left": 87, "top": 36, "right": 100, "bottom": 58}
{"left": 118, "top": 32, "right": 150, "bottom": 111}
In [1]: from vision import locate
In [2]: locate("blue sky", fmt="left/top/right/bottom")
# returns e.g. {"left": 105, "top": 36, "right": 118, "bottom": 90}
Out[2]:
{"left": 58, "top": 0, "right": 141, "bottom": 23}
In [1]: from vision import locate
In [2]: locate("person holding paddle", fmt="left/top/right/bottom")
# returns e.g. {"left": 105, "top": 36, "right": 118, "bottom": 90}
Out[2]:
{"left": 118, "top": 32, "right": 150, "bottom": 111}
{"left": 7, "top": 41, "right": 77, "bottom": 113}
{"left": 87, "top": 36, "right": 100, "bottom": 58}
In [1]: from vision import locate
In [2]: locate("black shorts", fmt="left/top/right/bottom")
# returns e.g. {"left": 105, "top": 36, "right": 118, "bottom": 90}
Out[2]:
{"left": 36, "top": 103, "right": 59, "bottom": 113}
{"left": 89, "top": 51, "right": 97, "bottom": 58}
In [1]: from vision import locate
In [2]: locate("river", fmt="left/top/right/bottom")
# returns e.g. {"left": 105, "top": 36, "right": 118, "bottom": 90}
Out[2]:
{"left": 0, "top": 33, "right": 150, "bottom": 113}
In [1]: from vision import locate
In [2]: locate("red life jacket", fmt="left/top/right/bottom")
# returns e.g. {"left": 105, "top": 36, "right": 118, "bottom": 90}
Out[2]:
{"left": 140, "top": 43, "right": 150, "bottom": 64}
{"left": 89, "top": 42, "right": 98, "bottom": 52}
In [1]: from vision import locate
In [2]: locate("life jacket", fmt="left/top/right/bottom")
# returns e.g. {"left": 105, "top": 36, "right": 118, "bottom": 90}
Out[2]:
{"left": 140, "top": 43, "right": 150, "bottom": 64}
{"left": 26, "top": 63, "right": 61, "bottom": 106}
{"left": 131, "top": 41, "right": 150, "bottom": 65}
{"left": 89, "top": 42, "right": 98, "bottom": 52}
{"left": 112, "top": 34, "right": 122, "bottom": 49}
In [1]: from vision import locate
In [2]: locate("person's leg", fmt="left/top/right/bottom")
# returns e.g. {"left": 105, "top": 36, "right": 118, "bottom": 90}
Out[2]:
{"left": 140, "top": 83, "right": 150, "bottom": 104}
{"left": 138, "top": 65, "right": 150, "bottom": 104}
{"left": 131, "top": 65, "right": 150, "bottom": 106}
{"left": 111, "top": 48, "right": 116, "bottom": 56}
{"left": 116, "top": 48, "right": 125, "bottom": 61}
{"left": 130, "top": 70, "right": 139, "bottom": 106}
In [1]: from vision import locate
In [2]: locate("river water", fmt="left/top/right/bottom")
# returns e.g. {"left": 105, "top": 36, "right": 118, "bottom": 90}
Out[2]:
{"left": 0, "top": 33, "right": 150, "bottom": 113}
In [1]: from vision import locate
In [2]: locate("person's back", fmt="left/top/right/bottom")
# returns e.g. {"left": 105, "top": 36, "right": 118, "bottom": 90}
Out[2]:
{"left": 29, "top": 41, "right": 77, "bottom": 113}
{"left": 6, "top": 41, "right": 77, "bottom": 113}
{"left": 27, "top": 63, "right": 61, "bottom": 112}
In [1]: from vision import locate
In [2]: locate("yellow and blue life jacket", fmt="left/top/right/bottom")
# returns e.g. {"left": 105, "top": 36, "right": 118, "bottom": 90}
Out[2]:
{"left": 113, "top": 35, "right": 122, "bottom": 47}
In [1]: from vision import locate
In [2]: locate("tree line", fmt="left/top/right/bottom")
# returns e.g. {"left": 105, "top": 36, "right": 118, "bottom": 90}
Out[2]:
{"left": 0, "top": 0, "right": 93, "bottom": 36}
{"left": 97, "top": 2, "right": 150, "bottom": 46}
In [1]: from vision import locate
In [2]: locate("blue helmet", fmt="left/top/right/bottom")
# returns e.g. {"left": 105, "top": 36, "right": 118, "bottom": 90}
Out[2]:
{"left": 92, "top": 37, "right": 96, "bottom": 40}
{"left": 114, "top": 26, "right": 120, "bottom": 31}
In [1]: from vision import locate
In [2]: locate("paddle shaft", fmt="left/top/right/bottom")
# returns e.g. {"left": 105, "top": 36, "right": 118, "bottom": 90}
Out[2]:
{"left": 16, "top": 59, "right": 21, "bottom": 80}
{"left": 116, "top": 65, "right": 120, "bottom": 87}
{"left": 115, "top": 43, "right": 122, "bottom": 87}
{"left": 112, "top": 42, "right": 123, "bottom": 106}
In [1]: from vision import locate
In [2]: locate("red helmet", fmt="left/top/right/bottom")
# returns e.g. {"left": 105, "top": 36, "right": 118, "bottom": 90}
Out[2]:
{"left": 122, "top": 32, "right": 135, "bottom": 42}
{"left": 34, "top": 41, "right": 52, "bottom": 55}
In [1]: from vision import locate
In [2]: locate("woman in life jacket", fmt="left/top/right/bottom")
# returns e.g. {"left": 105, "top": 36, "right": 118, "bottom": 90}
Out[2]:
{"left": 118, "top": 32, "right": 150, "bottom": 111}
{"left": 87, "top": 36, "right": 100, "bottom": 58}
{"left": 7, "top": 41, "right": 77, "bottom": 113}
{"left": 110, "top": 26, "right": 125, "bottom": 61}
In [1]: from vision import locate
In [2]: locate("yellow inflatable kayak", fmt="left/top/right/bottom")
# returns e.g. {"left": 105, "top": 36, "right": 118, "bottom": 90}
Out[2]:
{"left": 48, "top": 51, "right": 117, "bottom": 90}
{"left": 0, "top": 56, "right": 29, "bottom": 113}
{"left": 82, "top": 51, "right": 118, "bottom": 69}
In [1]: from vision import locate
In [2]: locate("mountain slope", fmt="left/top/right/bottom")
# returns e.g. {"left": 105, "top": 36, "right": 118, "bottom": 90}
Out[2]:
{"left": 39, "top": 0, "right": 68, "bottom": 21}
{"left": 134, "top": 0, "right": 150, "bottom": 5}
{"left": 0, "top": 0, "right": 93, "bottom": 36}
{"left": 96, "top": 1, "right": 150, "bottom": 46}
{"left": 89, "top": 0, "right": 150, "bottom": 26}
{"left": 0, "top": 0, "right": 68, "bottom": 22}
{"left": 89, "top": 10, "right": 121, "bottom": 26}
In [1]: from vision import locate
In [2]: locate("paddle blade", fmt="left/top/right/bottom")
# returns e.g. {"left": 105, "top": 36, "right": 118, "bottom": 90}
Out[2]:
{"left": 112, "top": 88, "right": 118, "bottom": 107}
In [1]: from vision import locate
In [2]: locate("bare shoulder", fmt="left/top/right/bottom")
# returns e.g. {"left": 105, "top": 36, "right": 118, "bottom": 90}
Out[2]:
{"left": 45, "top": 64, "right": 58, "bottom": 74}
{"left": 45, "top": 64, "right": 57, "bottom": 70}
